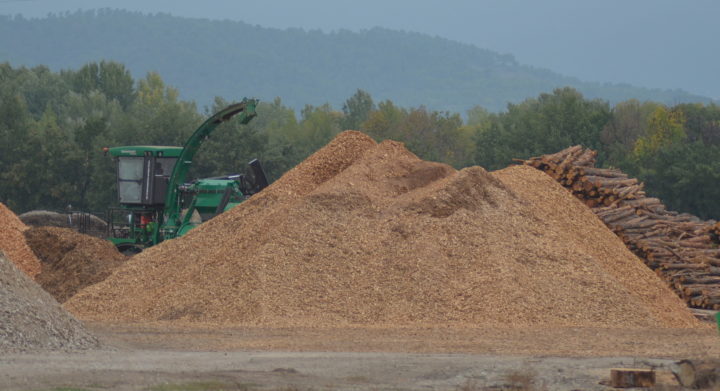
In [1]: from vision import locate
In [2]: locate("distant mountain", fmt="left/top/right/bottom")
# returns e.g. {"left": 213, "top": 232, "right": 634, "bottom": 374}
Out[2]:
{"left": 0, "top": 10, "right": 714, "bottom": 112}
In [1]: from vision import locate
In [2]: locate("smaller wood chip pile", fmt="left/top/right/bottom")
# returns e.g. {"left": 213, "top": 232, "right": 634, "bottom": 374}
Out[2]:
{"left": 521, "top": 146, "right": 720, "bottom": 310}
{"left": 25, "top": 227, "right": 128, "bottom": 303}
{"left": 67, "top": 131, "right": 698, "bottom": 328}
{"left": 0, "top": 252, "right": 99, "bottom": 353}
{"left": 0, "top": 203, "right": 42, "bottom": 278}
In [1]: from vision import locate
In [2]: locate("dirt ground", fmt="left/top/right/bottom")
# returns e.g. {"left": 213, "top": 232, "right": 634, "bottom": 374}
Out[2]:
{"left": 1, "top": 321, "right": 719, "bottom": 391}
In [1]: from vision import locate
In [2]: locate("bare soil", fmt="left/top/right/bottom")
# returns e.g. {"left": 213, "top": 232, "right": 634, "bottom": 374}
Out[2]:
{"left": 0, "top": 322, "right": 718, "bottom": 391}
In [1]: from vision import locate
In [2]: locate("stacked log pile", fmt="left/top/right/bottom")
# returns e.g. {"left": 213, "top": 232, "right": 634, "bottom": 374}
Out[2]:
{"left": 521, "top": 146, "right": 720, "bottom": 310}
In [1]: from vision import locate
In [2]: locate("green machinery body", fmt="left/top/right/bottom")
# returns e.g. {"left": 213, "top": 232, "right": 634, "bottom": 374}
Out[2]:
{"left": 106, "top": 99, "right": 267, "bottom": 253}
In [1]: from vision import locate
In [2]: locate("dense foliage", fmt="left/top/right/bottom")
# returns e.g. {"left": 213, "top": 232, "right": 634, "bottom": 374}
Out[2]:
{"left": 0, "top": 10, "right": 714, "bottom": 113}
{"left": 1, "top": 62, "right": 719, "bottom": 220}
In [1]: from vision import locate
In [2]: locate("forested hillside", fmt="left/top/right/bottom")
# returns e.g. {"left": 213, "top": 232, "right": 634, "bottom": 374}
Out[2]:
{"left": 1, "top": 62, "right": 719, "bottom": 220}
{"left": 0, "top": 9, "right": 713, "bottom": 112}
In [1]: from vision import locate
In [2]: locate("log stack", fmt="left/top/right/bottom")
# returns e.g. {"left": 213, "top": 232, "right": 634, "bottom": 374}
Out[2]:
{"left": 520, "top": 146, "right": 720, "bottom": 310}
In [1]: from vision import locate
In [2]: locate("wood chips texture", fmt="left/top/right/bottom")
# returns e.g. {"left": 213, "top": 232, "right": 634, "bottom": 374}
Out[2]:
{"left": 25, "top": 227, "right": 128, "bottom": 303}
{"left": 66, "top": 131, "right": 698, "bottom": 328}
{"left": 0, "top": 202, "right": 41, "bottom": 278}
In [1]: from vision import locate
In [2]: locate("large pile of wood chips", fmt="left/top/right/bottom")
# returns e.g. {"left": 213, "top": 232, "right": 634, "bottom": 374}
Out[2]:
{"left": 66, "top": 131, "right": 698, "bottom": 328}
{"left": 0, "top": 203, "right": 41, "bottom": 278}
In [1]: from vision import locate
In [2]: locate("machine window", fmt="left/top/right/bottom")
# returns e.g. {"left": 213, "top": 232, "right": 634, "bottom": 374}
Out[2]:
{"left": 118, "top": 157, "right": 143, "bottom": 203}
{"left": 118, "top": 157, "right": 144, "bottom": 180}
{"left": 155, "top": 157, "right": 177, "bottom": 176}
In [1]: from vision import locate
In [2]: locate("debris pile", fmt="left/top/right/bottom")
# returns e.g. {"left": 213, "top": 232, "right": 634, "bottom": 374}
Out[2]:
{"left": 0, "top": 203, "right": 42, "bottom": 278}
{"left": 25, "top": 227, "right": 128, "bottom": 303}
{"left": 522, "top": 146, "right": 720, "bottom": 310}
{"left": 66, "top": 131, "right": 698, "bottom": 328}
{"left": 0, "top": 252, "right": 99, "bottom": 353}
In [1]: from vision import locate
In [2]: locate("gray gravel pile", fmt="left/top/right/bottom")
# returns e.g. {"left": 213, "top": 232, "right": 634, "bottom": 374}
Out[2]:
{"left": 0, "top": 252, "right": 99, "bottom": 353}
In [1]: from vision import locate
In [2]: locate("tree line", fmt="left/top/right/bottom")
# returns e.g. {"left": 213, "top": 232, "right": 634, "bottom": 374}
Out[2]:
{"left": 0, "top": 10, "right": 712, "bottom": 113}
{"left": 1, "top": 61, "right": 719, "bottom": 219}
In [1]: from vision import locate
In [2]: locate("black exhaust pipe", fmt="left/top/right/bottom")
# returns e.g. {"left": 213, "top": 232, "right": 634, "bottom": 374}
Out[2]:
{"left": 248, "top": 158, "right": 269, "bottom": 194}
{"left": 214, "top": 186, "right": 234, "bottom": 217}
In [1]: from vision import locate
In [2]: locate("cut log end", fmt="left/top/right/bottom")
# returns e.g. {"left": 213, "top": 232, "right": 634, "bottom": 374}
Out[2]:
{"left": 610, "top": 368, "right": 656, "bottom": 388}
{"left": 672, "top": 360, "right": 720, "bottom": 389}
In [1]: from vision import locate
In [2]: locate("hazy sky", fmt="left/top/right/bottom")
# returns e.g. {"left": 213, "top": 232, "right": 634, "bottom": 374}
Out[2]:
{"left": 2, "top": 0, "right": 718, "bottom": 99}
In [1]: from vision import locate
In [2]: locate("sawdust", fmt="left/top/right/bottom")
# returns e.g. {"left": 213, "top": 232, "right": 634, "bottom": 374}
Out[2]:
{"left": 66, "top": 131, "right": 698, "bottom": 328}
{"left": 25, "top": 227, "right": 128, "bottom": 303}
{"left": 0, "top": 252, "right": 99, "bottom": 353}
{"left": 0, "top": 203, "right": 41, "bottom": 278}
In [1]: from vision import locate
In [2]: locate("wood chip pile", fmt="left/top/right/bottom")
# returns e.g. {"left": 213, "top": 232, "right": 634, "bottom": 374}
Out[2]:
{"left": 521, "top": 146, "right": 720, "bottom": 310}
{"left": 66, "top": 131, "right": 698, "bottom": 328}
{"left": 0, "top": 202, "right": 42, "bottom": 278}
{"left": 0, "top": 252, "right": 99, "bottom": 353}
{"left": 25, "top": 227, "right": 128, "bottom": 303}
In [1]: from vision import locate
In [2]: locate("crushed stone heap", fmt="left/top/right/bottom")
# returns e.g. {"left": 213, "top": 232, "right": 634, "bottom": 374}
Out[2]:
{"left": 25, "top": 227, "right": 128, "bottom": 303}
{"left": 66, "top": 131, "right": 698, "bottom": 328}
{"left": 0, "top": 203, "right": 41, "bottom": 278}
{"left": 0, "top": 253, "right": 99, "bottom": 353}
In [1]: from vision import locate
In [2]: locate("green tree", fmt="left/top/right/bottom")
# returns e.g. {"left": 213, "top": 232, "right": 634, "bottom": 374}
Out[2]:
{"left": 1, "top": 64, "right": 69, "bottom": 118}
{"left": 395, "top": 107, "right": 465, "bottom": 166}
{"left": 0, "top": 92, "right": 34, "bottom": 209}
{"left": 72, "top": 116, "right": 110, "bottom": 209}
{"left": 673, "top": 103, "right": 720, "bottom": 144}
{"left": 1, "top": 108, "right": 82, "bottom": 211}
{"left": 35, "top": 109, "right": 84, "bottom": 209}
{"left": 68, "top": 61, "right": 135, "bottom": 109}
{"left": 626, "top": 142, "right": 720, "bottom": 220}
{"left": 466, "top": 105, "right": 492, "bottom": 129}
{"left": 251, "top": 98, "right": 302, "bottom": 181}
{"left": 632, "top": 106, "right": 686, "bottom": 160}
{"left": 54, "top": 89, "right": 126, "bottom": 211}
{"left": 599, "top": 99, "right": 660, "bottom": 165}
{"left": 114, "top": 72, "right": 200, "bottom": 146}
{"left": 474, "top": 87, "right": 611, "bottom": 169}
{"left": 617, "top": 104, "right": 720, "bottom": 219}
{"left": 295, "top": 103, "right": 343, "bottom": 157}
{"left": 341, "top": 89, "right": 375, "bottom": 131}
{"left": 360, "top": 99, "right": 406, "bottom": 141}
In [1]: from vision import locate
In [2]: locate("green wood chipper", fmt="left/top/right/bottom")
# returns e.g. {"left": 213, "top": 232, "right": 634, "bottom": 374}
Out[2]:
{"left": 105, "top": 99, "right": 268, "bottom": 254}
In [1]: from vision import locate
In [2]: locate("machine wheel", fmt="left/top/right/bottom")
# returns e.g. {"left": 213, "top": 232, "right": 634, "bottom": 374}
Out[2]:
{"left": 115, "top": 243, "right": 144, "bottom": 256}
